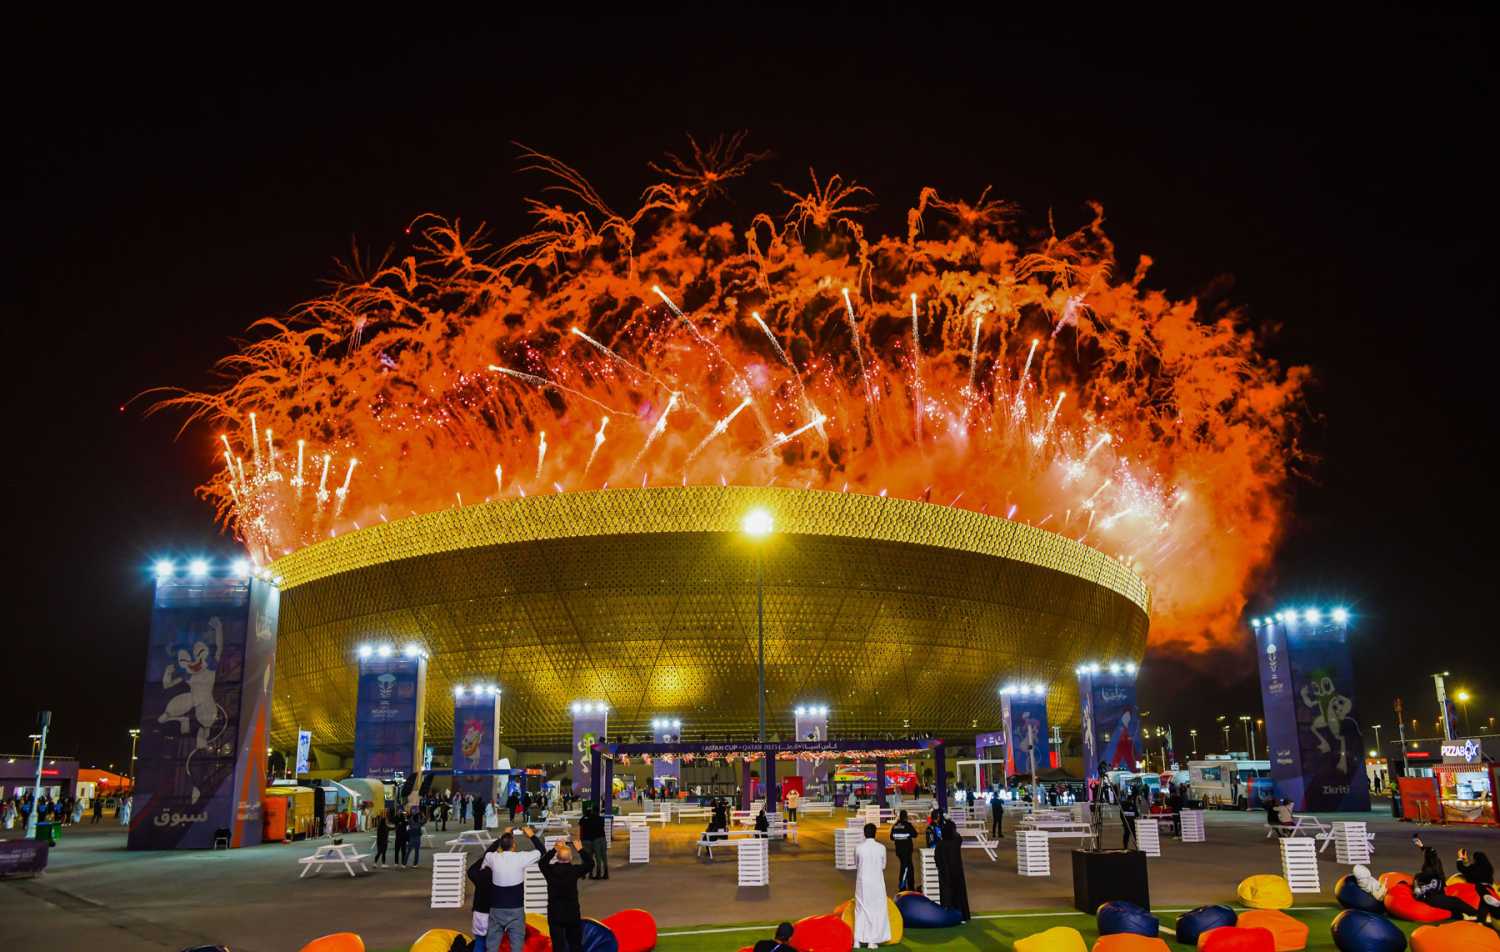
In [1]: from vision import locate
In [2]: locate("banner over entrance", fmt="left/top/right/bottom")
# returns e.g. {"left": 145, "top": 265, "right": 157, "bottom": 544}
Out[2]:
{"left": 353, "top": 652, "right": 428, "bottom": 782}
{"left": 1077, "top": 664, "right": 1142, "bottom": 780}
{"left": 130, "top": 573, "right": 279, "bottom": 850}
{"left": 571, "top": 702, "right": 608, "bottom": 798}
{"left": 1256, "top": 614, "right": 1370, "bottom": 812}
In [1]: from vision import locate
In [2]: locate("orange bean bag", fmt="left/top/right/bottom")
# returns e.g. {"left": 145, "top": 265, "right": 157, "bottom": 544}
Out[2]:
{"left": 1411, "top": 920, "right": 1500, "bottom": 952}
{"left": 1236, "top": 910, "right": 1309, "bottom": 952}
{"left": 600, "top": 909, "right": 657, "bottom": 952}
{"left": 792, "top": 914, "right": 854, "bottom": 952}
{"left": 300, "top": 936, "right": 364, "bottom": 952}
{"left": 1383, "top": 882, "right": 1454, "bottom": 923}
{"left": 1443, "top": 881, "right": 1480, "bottom": 908}
{"left": 1090, "top": 935, "right": 1170, "bottom": 952}
{"left": 1198, "top": 928, "right": 1274, "bottom": 952}
{"left": 1378, "top": 871, "right": 1413, "bottom": 891}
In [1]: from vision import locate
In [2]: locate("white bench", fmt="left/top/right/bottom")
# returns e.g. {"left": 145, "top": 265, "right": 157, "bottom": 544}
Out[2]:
{"left": 297, "top": 843, "right": 371, "bottom": 878}
{"left": 696, "top": 829, "right": 765, "bottom": 859}
{"left": 1023, "top": 819, "right": 1098, "bottom": 849}
{"left": 797, "top": 800, "right": 834, "bottom": 817}
{"left": 673, "top": 805, "right": 713, "bottom": 822}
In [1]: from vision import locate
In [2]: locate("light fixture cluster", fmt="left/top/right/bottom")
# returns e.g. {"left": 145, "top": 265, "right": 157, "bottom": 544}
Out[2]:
{"left": 794, "top": 705, "right": 829, "bottom": 718}
{"left": 650, "top": 717, "right": 682, "bottom": 731}
{"left": 1073, "top": 661, "right": 1140, "bottom": 677}
{"left": 1249, "top": 606, "right": 1350, "bottom": 628}
{"left": 454, "top": 683, "right": 500, "bottom": 698}
{"left": 355, "top": 643, "right": 428, "bottom": 660}
{"left": 153, "top": 557, "right": 279, "bottom": 585}
{"left": 570, "top": 701, "right": 609, "bottom": 715}
{"left": 999, "top": 682, "right": 1047, "bottom": 696}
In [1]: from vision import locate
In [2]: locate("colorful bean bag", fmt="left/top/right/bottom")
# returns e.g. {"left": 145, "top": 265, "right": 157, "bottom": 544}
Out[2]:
{"left": 1237, "top": 910, "right": 1308, "bottom": 952}
{"left": 1015, "top": 925, "right": 1088, "bottom": 952}
{"left": 410, "top": 930, "right": 465, "bottom": 952}
{"left": 894, "top": 891, "right": 962, "bottom": 928}
{"left": 581, "top": 919, "right": 620, "bottom": 952}
{"left": 792, "top": 914, "right": 855, "bottom": 952}
{"left": 600, "top": 909, "right": 657, "bottom": 952}
{"left": 299, "top": 936, "right": 365, "bottom": 952}
{"left": 526, "top": 913, "right": 551, "bottom": 936}
{"left": 1091, "top": 936, "right": 1171, "bottom": 952}
{"left": 1443, "top": 881, "right": 1480, "bottom": 909}
{"left": 1335, "top": 875, "right": 1387, "bottom": 914}
{"left": 835, "top": 897, "right": 903, "bottom": 944}
{"left": 1383, "top": 882, "right": 1453, "bottom": 923}
{"left": 1378, "top": 872, "right": 1413, "bottom": 891}
{"left": 1098, "top": 900, "right": 1160, "bottom": 938}
{"left": 496, "top": 924, "right": 553, "bottom": 952}
{"left": 1174, "top": 905, "right": 1237, "bottom": 946}
{"left": 1237, "top": 875, "right": 1294, "bottom": 910}
{"left": 1198, "top": 928, "right": 1275, "bottom": 952}
{"left": 1411, "top": 920, "right": 1500, "bottom": 952}
{"left": 1330, "top": 910, "right": 1407, "bottom": 952}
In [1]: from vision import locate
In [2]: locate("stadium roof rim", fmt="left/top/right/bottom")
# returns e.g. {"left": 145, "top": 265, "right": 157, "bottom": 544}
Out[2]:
{"left": 268, "top": 486, "right": 1150, "bottom": 614}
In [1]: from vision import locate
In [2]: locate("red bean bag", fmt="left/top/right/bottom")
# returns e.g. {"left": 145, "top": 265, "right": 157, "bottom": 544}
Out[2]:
{"left": 1382, "top": 882, "right": 1453, "bottom": 923}
{"left": 1443, "top": 881, "right": 1480, "bottom": 908}
{"left": 496, "top": 924, "right": 553, "bottom": 952}
{"left": 1090, "top": 935, "right": 1170, "bottom": 952}
{"left": 1377, "top": 871, "right": 1413, "bottom": 891}
{"left": 1236, "top": 910, "right": 1309, "bottom": 951}
{"left": 600, "top": 909, "right": 657, "bottom": 952}
{"left": 1411, "top": 920, "right": 1500, "bottom": 952}
{"left": 1198, "top": 928, "right": 1275, "bottom": 952}
{"left": 792, "top": 914, "right": 854, "bottom": 952}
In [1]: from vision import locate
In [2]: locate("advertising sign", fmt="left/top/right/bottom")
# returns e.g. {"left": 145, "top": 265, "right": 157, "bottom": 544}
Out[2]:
{"left": 295, "top": 730, "right": 311, "bottom": 777}
{"left": 452, "top": 690, "right": 500, "bottom": 800}
{"left": 1256, "top": 617, "right": 1371, "bottom": 812}
{"left": 129, "top": 574, "right": 278, "bottom": 850}
{"left": 974, "top": 730, "right": 1005, "bottom": 789}
{"left": 794, "top": 708, "right": 830, "bottom": 786}
{"left": 1077, "top": 668, "right": 1142, "bottom": 780}
{"left": 571, "top": 705, "right": 608, "bottom": 796}
{"left": 352, "top": 655, "right": 427, "bottom": 781}
{"left": 1001, "top": 693, "right": 1051, "bottom": 779}
{"left": 652, "top": 722, "right": 682, "bottom": 788}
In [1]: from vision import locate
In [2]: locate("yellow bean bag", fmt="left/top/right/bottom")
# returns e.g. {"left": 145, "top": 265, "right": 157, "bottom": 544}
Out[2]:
{"left": 1237, "top": 909, "right": 1308, "bottom": 951}
{"left": 300, "top": 935, "right": 365, "bottom": 952}
{"left": 1015, "top": 925, "right": 1088, "bottom": 952}
{"left": 525, "top": 913, "right": 550, "bottom": 937}
{"left": 1411, "top": 920, "right": 1500, "bottom": 952}
{"left": 1237, "top": 874, "right": 1294, "bottom": 910}
{"left": 835, "top": 897, "right": 904, "bottom": 944}
{"left": 1090, "top": 935, "right": 1170, "bottom": 952}
{"left": 410, "top": 929, "right": 467, "bottom": 952}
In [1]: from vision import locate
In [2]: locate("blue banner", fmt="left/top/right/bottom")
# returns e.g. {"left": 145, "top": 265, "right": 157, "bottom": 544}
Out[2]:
{"left": 1002, "top": 695, "right": 1051, "bottom": 778}
{"left": 295, "top": 730, "right": 311, "bottom": 776}
{"left": 353, "top": 656, "right": 427, "bottom": 781}
{"left": 130, "top": 575, "right": 277, "bottom": 849}
{"left": 1078, "top": 670, "right": 1142, "bottom": 780}
{"left": 453, "top": 691, "right": 500, "bottom": 799}
{"left": 1256, "top": 618, "right": 1370, "bottom": 811}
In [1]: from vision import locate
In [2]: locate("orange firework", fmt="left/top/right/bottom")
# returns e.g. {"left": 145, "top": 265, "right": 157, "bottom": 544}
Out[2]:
{"left": 154, "top": 137, "right": 1306, "bottom": 650}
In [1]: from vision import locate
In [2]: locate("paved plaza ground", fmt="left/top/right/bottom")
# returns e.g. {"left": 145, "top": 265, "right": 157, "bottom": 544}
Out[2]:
{"left": 3, "top": 807, "right": 1497, "bottom": 951}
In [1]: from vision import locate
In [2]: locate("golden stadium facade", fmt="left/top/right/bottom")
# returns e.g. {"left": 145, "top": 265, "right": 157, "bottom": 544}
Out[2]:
{"left": 267, "top": 487, "right": 1149, "bottom": 754}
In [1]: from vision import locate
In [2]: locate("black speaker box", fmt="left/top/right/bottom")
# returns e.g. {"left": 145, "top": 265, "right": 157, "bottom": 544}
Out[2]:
{"left": 1071, "top": 848, "right": 1150, "bottom": 913}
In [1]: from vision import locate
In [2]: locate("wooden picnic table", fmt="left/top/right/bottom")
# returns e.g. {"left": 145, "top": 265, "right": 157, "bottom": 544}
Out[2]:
{"left": 298, "top": 843, "right": 371, "bottom": 878}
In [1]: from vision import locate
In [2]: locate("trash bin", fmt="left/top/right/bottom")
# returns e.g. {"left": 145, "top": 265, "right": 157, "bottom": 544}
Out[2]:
{"left": 34, "top": 821, "right": 60, "bottom": 846}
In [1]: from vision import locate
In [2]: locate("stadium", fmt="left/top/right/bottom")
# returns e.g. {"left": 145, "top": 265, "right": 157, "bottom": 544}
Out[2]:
{"left": 266, "top": 485, "right": 1150, "bottom": 758}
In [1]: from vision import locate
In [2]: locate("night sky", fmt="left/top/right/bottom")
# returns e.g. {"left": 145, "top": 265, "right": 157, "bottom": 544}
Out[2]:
{"left": 10, "top": 15, "right": 1495, "bottom": 769}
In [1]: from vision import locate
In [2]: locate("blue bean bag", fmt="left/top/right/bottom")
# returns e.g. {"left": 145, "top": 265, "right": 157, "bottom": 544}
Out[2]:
{"left": 1335, "top": 874, "right": 1387, "bottom": 914}
{"left": 1174, "top": 904, "right": 1237, "bottom": 945}
{"left": 894, "top": 891, "right": 962, "bottom": 928}
{"left": 580, "top": 919, "right": 619, "bottom": 952}
{"left": 1097, "top": 900, "right": 1159, "bottom": 938}
{"left": 1331, "top": 910, "right": 1406, "bottom": 952}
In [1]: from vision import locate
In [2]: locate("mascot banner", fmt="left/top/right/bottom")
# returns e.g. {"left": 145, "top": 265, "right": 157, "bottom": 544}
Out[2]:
{"left": 652, "top": 723, "right": 682, "bottom": 788}
{"left": 1001, "top": 694, "right": 1051, "bottom": 779}
{"left": 1256, "top": 617, "right": 1370, "bottom": 812}
{"left": 794, "top": 708, "right": 831, "bottom": 786}
{"left": 352, "top": 655, "right": 427, "bottom": 781}
{"left": 1077, "top": 668, "right": 1143, "bottom": 780}
{"left": 452, "top": 690, "right": 500, "bottom": 800}
{"left": 571, "top": 706, "right": 608, "bottom": 798}
{"left": 130, "top": 574, "right": 278, "bottom": 850}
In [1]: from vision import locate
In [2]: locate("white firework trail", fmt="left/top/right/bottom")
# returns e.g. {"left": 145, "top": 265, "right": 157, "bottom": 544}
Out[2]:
{"left": 684, "top": 397, "right": 751, "bottom": 468}
{"left": 583, "top": 416, "right": 610, "bottom": 477}
{"left": 631, "top": 392, "right": 680, "bottom": 470}
{"left": 535, "top": 431, "right": 548, "bottom": 482}
{"left": 488, "top": 365, "right": 624, "bottom": 415}
{"left": 752, "top": 311, "right": 826, "bottom": 441}
{"left": 841, "top": 288, "right": 878, "bottom": 420}
{"left": 962, "top": 316, "right": 983, "bottom": 426}
{"left": 910, "top": 293, "right": 923, "bottom": 445}
{"left": 334, "top": 458, "right": 357, "bottom": 517}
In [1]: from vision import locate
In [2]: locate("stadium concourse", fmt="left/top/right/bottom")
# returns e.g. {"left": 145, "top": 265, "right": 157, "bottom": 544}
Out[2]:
{"left": 4, "top": 807, "right": 1497, "bottom": 951}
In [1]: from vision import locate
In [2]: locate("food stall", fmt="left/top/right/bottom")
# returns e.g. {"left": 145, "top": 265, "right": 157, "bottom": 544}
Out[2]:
{"left": 1432, "top": 738, "right": 1495, "bottom": 825}
{"left": 262, "top": 785, "right": 316, "bottom": 840}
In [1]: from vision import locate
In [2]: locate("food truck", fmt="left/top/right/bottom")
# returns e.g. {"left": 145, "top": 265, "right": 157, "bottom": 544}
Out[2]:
{"left": 1432, "top": 738, "right": 1496, "bottom": 825}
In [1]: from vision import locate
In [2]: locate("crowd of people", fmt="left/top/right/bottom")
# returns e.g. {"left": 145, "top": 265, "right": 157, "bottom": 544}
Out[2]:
{"left": 0, "top": 792, "right": 129, "bottom": 829}
{"left": 1350, "top": 838, "right": 1498, "bottom": 923}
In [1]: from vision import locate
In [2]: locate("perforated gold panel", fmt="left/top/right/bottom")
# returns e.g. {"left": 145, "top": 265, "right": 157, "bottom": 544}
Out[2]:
{"left": 268, "top": 487, "right": 1149, "bottom": 753}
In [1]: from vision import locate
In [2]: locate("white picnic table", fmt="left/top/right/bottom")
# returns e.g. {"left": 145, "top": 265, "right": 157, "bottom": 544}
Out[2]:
{"left": 952, "top": 821, "right": 999, "bottom": 861}
{"left": 298, "top": 842, "right": 371, "bottom": 878}
{"left": 696, "top": 828, "right": 767, "bottom": 859}
{"left": 1019, "top": 817, "right": 1097, "bottom": 848}
{"left": 1266, "top": 814, "right": 1327, "bottom": 841}
{"left": 444, "top": 829, "right": 495, "bottom": 852}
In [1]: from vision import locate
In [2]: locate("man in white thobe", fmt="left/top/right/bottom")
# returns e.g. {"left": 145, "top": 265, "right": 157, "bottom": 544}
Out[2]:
{"left": 853, "top": 822, "right": 891, "bottom": 948}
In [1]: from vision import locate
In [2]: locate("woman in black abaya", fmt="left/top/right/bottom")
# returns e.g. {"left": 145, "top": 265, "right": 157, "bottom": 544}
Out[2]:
{"left": 934, "top": 818, "right": 971, "bottom": 921}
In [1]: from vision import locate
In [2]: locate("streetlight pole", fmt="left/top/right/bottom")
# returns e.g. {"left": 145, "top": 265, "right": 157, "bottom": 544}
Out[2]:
{"left": 1455, "top": 690, "right": 1472, "bottom": 735}
{"left": 1240, "top": 715, "right": 1256, "bottom": 761}
{"left": 1190, "top": 729, "right": 1198, "bottom": 756}
{"left": 1371, "top": 724, "right": 1382, "bottom": 758}
{"left": 25, "top": 711, "right": 51, "bottom": 840}
{"left": 742, "top": 508, "right": 774, "bottom": 744}
{"left": 128, "top": 728, "right": 141, "bottom": 782}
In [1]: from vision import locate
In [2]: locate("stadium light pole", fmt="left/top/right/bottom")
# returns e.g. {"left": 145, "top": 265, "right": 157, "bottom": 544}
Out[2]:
{"left": 1190, "top": 729, "right": 1198, "bottom": 756}
{"left": 1239, "top": 715, "right": 1257, "bottom": 760}
{"left": 128, "top": 728, "right": 140, "bottom": 782}
{"left": 743, "top": 508, "right": 774, "bottom": 743}
{"left": 1371, "top": 724, "right": 1383, "bottom": 757}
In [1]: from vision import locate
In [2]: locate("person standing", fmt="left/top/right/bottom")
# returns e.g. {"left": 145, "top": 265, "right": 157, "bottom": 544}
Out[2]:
{"left": 785, "top": 787, "right": 800, "bottom": 822}
{"left": 1120, "top": 787, "right": 1139, "bottom": 850}
{"left": 91, "top": 796, "right": 104, "bottom": 824}
{"left": 406, "top": 806, "right": 426, "bottom": 867}
{"left": 539, "top": 834, "right": 595, "bottom": 952}
{"left": 853, "top": 823, "right": 891, "bottom": 949}
{"left": 373, "top": 812, "right": 390, "bottom": 867}
{"left": 474, "top": 795, "right": 487, "bottom": 831}
{"left": 934, "top": 818, "right": 970, "bottom": 921}
{"left": 989, "top": 791, "right": 1004, "bottom": 839}
{"left": 890, "top": 810, "right": 917, "bottom": 892}
{"left": 393, "top": 810, "right": 409, "bottom": 867}
{"left": 580, "top": 804, "right": 608, "bottom": 879}
{"left": 507, "top": 789, "right": 521, "bottom": 824}
{"left": 467, "top": 839, "right": 501, "bottom": 952}
{"left": 483, "top": 827, "right": 544, "bottom": 952}
{"left": 437, "top": 796, "right": 450, "bottom": 832}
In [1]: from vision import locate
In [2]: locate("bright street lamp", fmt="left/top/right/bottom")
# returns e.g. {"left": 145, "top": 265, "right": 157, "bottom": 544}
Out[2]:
{"left": 1239, "top": 714, "right": 1257, "bottom": 761}
{"left": 743, "top": 508, "right": 774, "bottom": 743}
{"left": 1455, "top": 690, "right": 1473, "bottom": 735}
{"left": 1189, "top": 729, "right": 1198, "bottom": 755}
{"left": 128, "top": 728, "right": 140, "bottom": 780}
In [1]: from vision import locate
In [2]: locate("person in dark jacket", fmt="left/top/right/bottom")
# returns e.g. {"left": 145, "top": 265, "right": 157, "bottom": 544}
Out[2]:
{"left": 580, "top": 805, "right": 608, "bottom": 879}
{"left": 754, "top": 808, "right": 769, "bottom": 834}
{"left": 538, "top": 835, "right": 595, "bottom": 952}
{"left": 989, "top": 793, "right": 1004, "bottom": 839}
{"left": 393, "top": 810, "right": 409, "bottom": 867}
{"left": 507, "top": 790, "right": 522, "bottom": 823}
{"left": 752, "top": 922, "right": 798, "bottom": 952}
{"left": 890, "top": 810, "right": 917, "bottom": 891}
{"left": 934, "top": 818, "right": 971, "bottom": 921}
{"left": 1411, "top": 838, "right": 1487, "bottom": 921}
{"left": 373, "top": 813, "right": 390, "bottom": 867}
{"left": 473, "top": 796, "right": 487, "bottom": 831}
{"left": 468, "top": 839, "right": 503, "bottom": 952}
